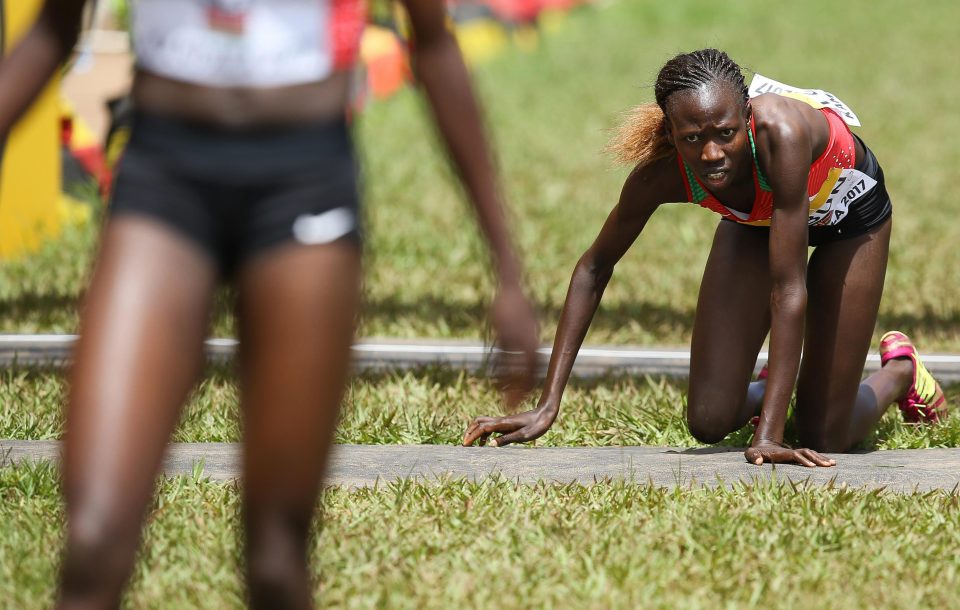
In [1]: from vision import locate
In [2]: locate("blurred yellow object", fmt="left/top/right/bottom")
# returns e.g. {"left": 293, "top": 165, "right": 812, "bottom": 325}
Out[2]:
{"left": 104, "top": 124, "right": 130, "bottom": 170}
{"left": 0, "top": 0, "right": 63, "bottom": 260}
{"left": 539, "top": 9, "right": 569, "bottom": 35}
{"left": 361, "top": 26, "right": 409, "bottom": 99}
{"left": 454, "top": 18, "right": 509, "bottom": 66}
{"left": 512, "top": 24, "right": 540, "bottom": 53}
{"left": 58, "top": 194, "right": 92, "bottom": 227}
{"left": 60, "top": 97, "right": 98, "bottom": 151}
{"left": 361, "top": 25, "right": 400, "bottom": 60}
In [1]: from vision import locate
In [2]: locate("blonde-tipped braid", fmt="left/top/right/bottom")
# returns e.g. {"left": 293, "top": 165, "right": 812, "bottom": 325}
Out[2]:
{"left": 606, "top": 102, "right": 673, "bottom": 168}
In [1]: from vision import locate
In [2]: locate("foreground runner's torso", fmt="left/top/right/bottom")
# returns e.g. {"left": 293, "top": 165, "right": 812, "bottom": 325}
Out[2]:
{"left": 130, "top": 0, "right": 366, "bottom": 127}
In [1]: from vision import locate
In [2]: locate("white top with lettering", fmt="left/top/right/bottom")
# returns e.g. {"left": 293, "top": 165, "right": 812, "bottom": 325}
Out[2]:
{"left": 132, "top": 0, "right": 365, "bottom": 88}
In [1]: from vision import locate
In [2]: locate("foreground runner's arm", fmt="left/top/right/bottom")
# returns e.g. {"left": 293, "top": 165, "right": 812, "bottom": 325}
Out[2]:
{"left": 401, "top": 0, "right": 539, "bottom": 408}
{"left": 462, "top": 159, "right": 678, "bottom": 446}
{"left": 0, "top": 0, "right": 86, "bottom": 137}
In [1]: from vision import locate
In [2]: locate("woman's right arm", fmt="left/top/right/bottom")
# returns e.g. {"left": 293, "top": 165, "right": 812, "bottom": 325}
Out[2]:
{"left": 0, "top": 0, "right": 87, "bottom": 136}
{"left": 462, "top": 158, "right": 680, "bottom": 447}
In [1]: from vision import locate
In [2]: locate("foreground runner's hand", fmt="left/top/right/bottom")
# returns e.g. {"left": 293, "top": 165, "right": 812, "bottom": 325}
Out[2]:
{"left": 489, "top": 283, "right": 540, "bottom": 410}
{"left": 462, "top": 405, "right": 556, "bottom": 447}
{"left": 398, "top": 0, "right": 539, "bottom": 411}
{"left": 744, "top": 440, "right": 836, "bottom": 467}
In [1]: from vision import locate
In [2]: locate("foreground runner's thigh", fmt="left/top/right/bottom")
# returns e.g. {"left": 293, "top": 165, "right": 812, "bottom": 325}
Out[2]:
{"left": 64, "top": 215, "right": 217, "bottom": 567}
{"left": 688, "top": 221, "right": 772, "bottom": 438}
{"left": 796, "top": 219, "right": 890, "bottom": 447}
{"left": 236, "top": 241, "right": 361, "bottom": 531}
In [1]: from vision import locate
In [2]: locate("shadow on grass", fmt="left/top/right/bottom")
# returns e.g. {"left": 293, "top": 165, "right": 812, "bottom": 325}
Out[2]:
{"left": 348, "top": 365, "right": 687, "bottom": 391}
{"left": 0, "top": 292, "right": 80, "bottom": 324}
{"left": 0, "top": 365, "right": 68, "bottom": 381}
{"left": 876, "top": 311, "right": 960, "bottom": 339}
{"left": 360, "top": 294, "right": 700, "bottom": 339}
{"left": 0, "top": 289, "right": 239, "bottom": 335}
{"left": 5, "top": 291, "right": 959, "bottom": 343}
{"left": 363, "top": 296, "right": 960, "bottom": 341}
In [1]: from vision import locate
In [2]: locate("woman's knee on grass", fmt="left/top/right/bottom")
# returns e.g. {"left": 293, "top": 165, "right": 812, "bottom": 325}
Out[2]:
{"left": 686, "top": 389, "right": 745, "bottom": 444}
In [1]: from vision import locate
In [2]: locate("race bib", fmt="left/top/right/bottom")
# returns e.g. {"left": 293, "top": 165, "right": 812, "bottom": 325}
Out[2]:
{"left": 807, "top": 168, "right": 877, "bottom": 226}
{"left": 749, "top": 73, "right": 861, "bottom": 127}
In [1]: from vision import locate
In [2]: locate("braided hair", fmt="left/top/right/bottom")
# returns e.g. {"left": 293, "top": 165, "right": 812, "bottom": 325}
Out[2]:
{"left": 608, "top": 49, "right": 748, "bottom": 167}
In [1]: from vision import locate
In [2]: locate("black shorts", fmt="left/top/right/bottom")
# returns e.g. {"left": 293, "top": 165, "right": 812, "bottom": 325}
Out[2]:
{"left": 806, "top": 134, "right": 892, "bottom": 246}
{"left": 726, "top": 134, "right": 893, "bottom": 246}
{"left": 110, "top": 111, "right": 362, "bottom": 276}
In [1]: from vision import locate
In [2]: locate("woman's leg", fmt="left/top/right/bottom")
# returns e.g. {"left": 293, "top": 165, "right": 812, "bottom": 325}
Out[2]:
{"left": 235, "top": 241, "right": 361, "bottom": 610}
{"left": 687, "top": 221, "right": 773, "bottom": 443}
{"left": 795, "top": 218, "right": 910, "bottom": 451}
{"left": 58, "top": 216, "right": 218, "bottom": 609}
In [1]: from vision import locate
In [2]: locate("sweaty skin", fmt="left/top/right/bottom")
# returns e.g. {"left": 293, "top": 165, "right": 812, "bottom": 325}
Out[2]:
{"left": 0, "top": 1, "right": 538, "bottom": 608}
{"left": 464, "top": 84, "right": 912, "bottom": 468}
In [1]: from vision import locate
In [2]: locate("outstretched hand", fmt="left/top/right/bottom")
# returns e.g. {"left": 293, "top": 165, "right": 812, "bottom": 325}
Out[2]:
{"left": 462, "top": 286, "right": 546, "bottom": 447}
{"left": 462, "top": 407, "right": 556, "bottom": 447}
{"left": 744, "top": 440, "right": 836, "bottom": 468}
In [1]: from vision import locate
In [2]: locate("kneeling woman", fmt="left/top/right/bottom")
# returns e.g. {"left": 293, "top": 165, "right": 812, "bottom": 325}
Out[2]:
{"left": 463, "top": 49, "right": 947, "bottom": 466}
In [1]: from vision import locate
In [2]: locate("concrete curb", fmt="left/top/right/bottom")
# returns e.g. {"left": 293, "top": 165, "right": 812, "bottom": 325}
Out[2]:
{"left": 4, "top": 440, "right": 958, "bottom": 493}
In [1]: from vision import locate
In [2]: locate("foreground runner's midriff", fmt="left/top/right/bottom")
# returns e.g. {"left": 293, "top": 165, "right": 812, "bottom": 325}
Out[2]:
{"left": 132, "top": 70, "right": 351, "bottom": 128}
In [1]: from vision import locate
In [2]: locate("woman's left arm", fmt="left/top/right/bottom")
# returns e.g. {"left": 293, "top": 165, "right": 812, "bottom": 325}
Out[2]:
{"left": 746, "top": 111, "right": 835, "bottom": 468}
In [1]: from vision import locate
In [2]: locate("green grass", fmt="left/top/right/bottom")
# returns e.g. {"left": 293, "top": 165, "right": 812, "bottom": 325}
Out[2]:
{"left": 3, "top": 4, "right": 959, "bottom": 607}
{"left": 4, "top": 367, "right": 959, "bottom": 450}
{"left": 2, "top": 0, "right": 960, "bottom": 348}
{"left": 2, "top": 463, "right": 958, "bottom": 609}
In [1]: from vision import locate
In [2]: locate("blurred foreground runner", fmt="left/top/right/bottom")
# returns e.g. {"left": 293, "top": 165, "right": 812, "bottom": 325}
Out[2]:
{"left": 464, "top": 49, "right": 948, "bottom": 466}
{"left": 0, "top": 1, "right": 538, "bottom": 607}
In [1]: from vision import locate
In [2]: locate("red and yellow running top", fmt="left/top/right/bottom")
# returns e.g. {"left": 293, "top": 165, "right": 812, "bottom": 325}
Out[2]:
{"left": 677, "top": 108, "right": 860, "bottom": 227}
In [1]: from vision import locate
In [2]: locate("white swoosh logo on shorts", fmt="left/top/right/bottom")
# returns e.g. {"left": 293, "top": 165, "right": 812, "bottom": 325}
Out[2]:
{"left": 292, "top": 208, "right": 356, "bottom": 245}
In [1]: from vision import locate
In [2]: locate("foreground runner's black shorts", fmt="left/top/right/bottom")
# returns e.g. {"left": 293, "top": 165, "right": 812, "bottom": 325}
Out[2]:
{"left": 727, "top": 134, "right": 893, "bottom": 247}
{"left": 110, "top": 111, "right": 362, "bottom": 277}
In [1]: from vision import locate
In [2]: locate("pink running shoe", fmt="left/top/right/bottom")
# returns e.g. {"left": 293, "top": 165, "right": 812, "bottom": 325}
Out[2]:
{"left": 879, "top": 331, "right": 948, "bottom": 423}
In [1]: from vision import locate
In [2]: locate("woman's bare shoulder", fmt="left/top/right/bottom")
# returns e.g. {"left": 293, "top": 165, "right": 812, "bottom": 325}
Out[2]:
{"left": 623, "top": 154, "right": 687, "bottom": 207}
{"left": 751, "top": 94, "right": 824, "bottom": 146}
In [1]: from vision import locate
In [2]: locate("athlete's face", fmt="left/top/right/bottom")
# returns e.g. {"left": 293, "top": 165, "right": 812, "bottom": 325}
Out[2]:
{"left": 665, "top": 84, "right": 751, "bottom": 191}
